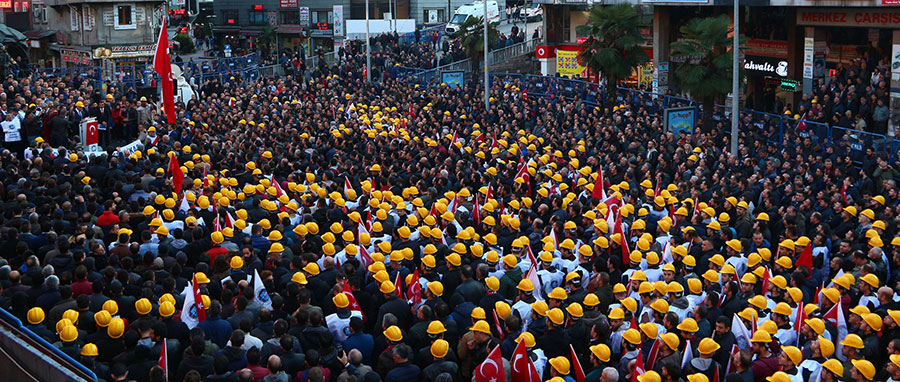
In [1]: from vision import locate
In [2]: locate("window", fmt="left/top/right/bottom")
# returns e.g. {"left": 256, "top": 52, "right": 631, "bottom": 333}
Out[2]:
{"left": 114, "top": 4, "right": 135, "bottom": 30}
{"left": 222, "top": 9, "right": 239, "bottom": 24}
{"left": 424, "top": 9, "right": 444, "bottom": 23}
{"left": 249, "top": 11, "right": 267, "bottom": 25}
{"left": 311, "top": 10, "right": 332, "bottom": 25}
{"left": 280, "top": 10, "right": 298, "bottom": 25}
{"left": 33, "top": 5, "right": 47, "bottom": 23}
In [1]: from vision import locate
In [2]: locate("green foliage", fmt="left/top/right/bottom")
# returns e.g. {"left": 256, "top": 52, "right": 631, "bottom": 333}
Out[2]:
{"left": 173, "top": 33, "right": 195, "bottom": 54}
{"left": 452, "top": 16, "right": 499, "bottom": 72}
{"left": 670, "top": 15, "right": 746, "bottom": 130}
{"left": 576, "top": 3, "right": 648, "bottom": 103}
{"left": 257, "top": 27, "right": 277, "bottom": 55}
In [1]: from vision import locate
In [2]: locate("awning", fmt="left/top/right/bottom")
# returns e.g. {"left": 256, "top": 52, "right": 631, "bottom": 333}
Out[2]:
{"left": 0, "top": 24, "right": 26, "bottom": 44}
{"left": 277, "top": 25, "right": 304, "bottom": 34}
{"left": 24, "top": 30, "right": 56, "bottom": 39}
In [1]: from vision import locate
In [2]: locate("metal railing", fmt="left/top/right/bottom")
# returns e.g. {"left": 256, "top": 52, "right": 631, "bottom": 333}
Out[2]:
{"left": 0, "top": 307, "right": 98, "bottom": 382}
{"left": 489, "top": 38, "right": 542, "bottom": 65}
{"left": 27, "top": 54, "right": 261, "bottom": 90}
{"left": 486, "top": 72, "right": 895, "bottom": 162}
{"left": 393, "top": 38, "right": 540, "bottom": 88}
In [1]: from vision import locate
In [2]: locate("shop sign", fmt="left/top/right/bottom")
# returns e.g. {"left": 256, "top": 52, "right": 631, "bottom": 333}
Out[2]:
{"left": 333, "top": 5, "right": 344, "bottom": 37}
{"left": 280, "top": 0, "right": 298, "bottom": 8}
{"left": 93, "top": 44, "right": 157, "bottom": 59}
{"left": 797, "top": 9, "right": 900, "bottom": 28}
{"left": 556, "top": 49, "right": 585, "bottom": 76}
{"left": 746, "top": 39, "right": 788, "bottom": 58}
{"left": 744, "top": 56, "right": 788, "bottom": 77}
{"left": 299, "top": 7, "right": 309, "bottom": 25}
{"left": 62, "top": 49, "right": 92, "bottom": 65}
{"left": 535, "top": 45, "right": 555, "bottom": 58}
{"left": 884, "top": 0, "right": 900, "bottom": 5}
{"left": 803, "top": 37, "right": 814, "bottom": 79}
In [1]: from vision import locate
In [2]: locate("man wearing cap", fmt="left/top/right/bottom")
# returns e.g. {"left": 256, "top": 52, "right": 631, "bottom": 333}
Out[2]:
{"left": 499, "top": 254, "right": 524, "bottom": 300}
{"left": 327, "top": 293, "right": 364, "bottom": 342}
{"left": 750, "top": 331, "right": 779, "bottom": 382}
{"left": 376, "top": 281, "right": 411, "bottom": 331}
{"left": 422, "top": 339, "right": 458, "bottom": 382}
{"left": 538, "top": 308, "right": 572, "bottom": 359}
{"left": 685, "top": 338, "right": 722, "bottom": 381}
{"left": 458, "top": 320, "right": 498, "bottom": 379}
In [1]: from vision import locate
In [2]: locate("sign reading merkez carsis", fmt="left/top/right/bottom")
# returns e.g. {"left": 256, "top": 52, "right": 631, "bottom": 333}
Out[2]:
{"left": 744, "top": 56, "right": 789, "bottom": 77}
{"left": 797, "top": 9, "right": 900, "bottom": 28}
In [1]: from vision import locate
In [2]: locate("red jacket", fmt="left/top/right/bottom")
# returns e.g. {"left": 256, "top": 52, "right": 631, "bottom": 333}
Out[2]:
{"left": 97, "top": 210, "right": 120, "bottom": 227}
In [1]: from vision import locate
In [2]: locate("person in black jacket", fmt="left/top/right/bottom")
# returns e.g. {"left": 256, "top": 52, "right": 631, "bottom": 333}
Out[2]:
{"left": 375, "top": 281, "right": 411, "bottom": 330}
{"left": 177, "top": 337, "right": 214, "bottom": 382}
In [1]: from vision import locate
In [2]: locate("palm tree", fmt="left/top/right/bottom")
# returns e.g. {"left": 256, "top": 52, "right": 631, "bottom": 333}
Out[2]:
{"left": 670, "top": 15, "right": 745, "bottom": 132}
{"left": 257, "top": 27, "right": 277, "bottom": 57}
{"left": 452, "top": 16, "right": 499, "bottom": 76}
{"left": 576, "top": 4, "right": 648, "bottom": 107}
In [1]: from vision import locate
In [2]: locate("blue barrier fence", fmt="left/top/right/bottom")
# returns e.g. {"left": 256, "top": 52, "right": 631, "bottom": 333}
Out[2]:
{"left": 28, "top": 54, "right": 261, "bottom": 89}
{"left": 0, "top": 307, "right": 98, "bottom": 382}
{"left": 486, "top": 72, "right": 899, "bottom": 163}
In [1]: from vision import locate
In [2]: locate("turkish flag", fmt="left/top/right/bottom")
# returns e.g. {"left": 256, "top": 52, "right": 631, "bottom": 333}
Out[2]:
{"left": 407, "top": 269, "right": 422, "bottom": 307}
{"left": 158, "top": 338, "right": 168, "bottom": 381}
{"left": 472, "top": 195, "right": 482, "bottom": 226}
{"left": 493, "top": 311, "right": 506, "bottom": 341}
{"left": 192, "top": 274, "right": 207, "bottom": 322}
{"left": 614, "top": 210, "right": 630, "bottom": 265}
{"left": 475, "top": 346, "right": 506, "bottom": 382}
{"left": 84, "top": 120, "right": 99, "bottom": 146}
{"left": 511, "top": 340, "right": 540, "bottom": 382}
{"left": 793, "top": 302, "right": 806, "bottom": 332}
{"left": 168, "top": 153, "right": 184, "bottom": 195}
{"left": 631, "top": 350, "right": 644, "bottom": 382}
{"left": 796, "top": 244, "right": 813, "bottom": 270}
{"left": 591, "top": 167, "right": 607, "bottom": 200}
{"left": 153, "top": 16, "right": 176, "bottom": 125}
{"left": 570, "top": 345, "right": 585, "bottom": 382}
{"left": 342, "top": 282, "right": 366, "bottom": 321}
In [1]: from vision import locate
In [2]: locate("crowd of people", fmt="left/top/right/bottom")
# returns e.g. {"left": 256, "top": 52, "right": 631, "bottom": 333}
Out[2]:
{"left": 1, "top": 32, "right": 900, "bottom": 382}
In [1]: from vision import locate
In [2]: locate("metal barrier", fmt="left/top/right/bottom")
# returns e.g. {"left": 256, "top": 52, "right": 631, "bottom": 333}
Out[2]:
{"left": 28, "top": 54, "right": 261, "bottom": 90}
{"left": 0, "top": 307, "right": 98, "bottom": 382}
{"left": 488, "top": 38, "right": 542, "bottom": 66}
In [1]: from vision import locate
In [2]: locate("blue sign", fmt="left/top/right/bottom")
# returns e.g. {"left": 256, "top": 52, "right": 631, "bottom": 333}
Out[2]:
{"left": 665, "top": 107, "right": 697, "bottom": 136}
{"left": 442, "top": 71, "right": 464, "bottom": 88}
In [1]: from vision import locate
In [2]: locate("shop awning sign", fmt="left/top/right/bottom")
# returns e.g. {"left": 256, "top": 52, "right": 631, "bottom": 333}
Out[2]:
{"left": 744, "top": 55, "right": 788, "bottom": 77}
{"left": 93, "top": 44, "right": 157, "bottom": 59}
{"left": 797, "top": 9, "right": 900, "bottom": 28}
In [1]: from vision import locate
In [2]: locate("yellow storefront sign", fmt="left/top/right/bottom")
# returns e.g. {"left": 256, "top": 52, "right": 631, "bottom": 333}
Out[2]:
{"left": 556, "top": 50, "right": 585, "bottom": 76}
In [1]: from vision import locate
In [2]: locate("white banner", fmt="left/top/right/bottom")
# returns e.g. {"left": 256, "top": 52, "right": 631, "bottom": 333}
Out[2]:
{"left": 333, "top": 5, "right": 344, "bottom": 37}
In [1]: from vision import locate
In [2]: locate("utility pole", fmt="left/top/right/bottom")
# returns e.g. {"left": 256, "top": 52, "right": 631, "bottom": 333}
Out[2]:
{"left": 366, "top": 0, "right": 371, "bottom": 82}
{"left": 483, "top": 0, "right": 489, "bottom": 110}
{"left": 730, "top": 0, "right": 739, "bottom": 155}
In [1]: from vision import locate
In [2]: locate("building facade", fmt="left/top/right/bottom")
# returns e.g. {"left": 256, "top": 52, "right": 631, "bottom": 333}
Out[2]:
{"left": 534, "top": 0, "right": 900, "bottom": 115}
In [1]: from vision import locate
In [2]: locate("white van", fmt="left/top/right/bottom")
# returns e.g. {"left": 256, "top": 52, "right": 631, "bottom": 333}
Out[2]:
{"left": 445, "top": 1, "right": 500, "bottom": 34}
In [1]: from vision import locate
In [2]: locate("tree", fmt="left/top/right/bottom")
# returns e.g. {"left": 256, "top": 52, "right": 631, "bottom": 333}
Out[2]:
{"left": 670, "top": 15, "right": 745, "bottom": 132}
{"left": 452, "top": 16, "right": 499, "bottom": 77}
{"left": 576, "top": 3, "right": 648, "bottom": 107}
{"left": 172, "top": 33, "right": 196, "bottom": 54}
{"left": 257, "top": 27, "right": 277, "bottom": 57}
